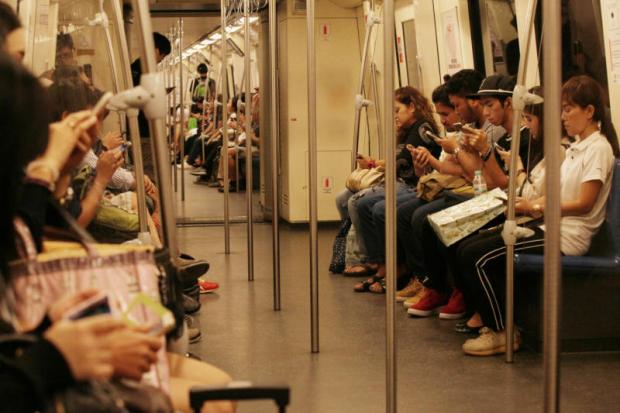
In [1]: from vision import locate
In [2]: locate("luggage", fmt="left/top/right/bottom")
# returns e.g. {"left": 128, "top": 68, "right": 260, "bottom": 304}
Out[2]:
{"left": 190, "top": 385, "right": 290, "bottom": 413}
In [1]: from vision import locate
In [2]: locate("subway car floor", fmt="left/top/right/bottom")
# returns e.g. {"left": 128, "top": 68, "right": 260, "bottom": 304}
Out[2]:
{"left": 175, "top": 176, "right": 620, "bottom": 413}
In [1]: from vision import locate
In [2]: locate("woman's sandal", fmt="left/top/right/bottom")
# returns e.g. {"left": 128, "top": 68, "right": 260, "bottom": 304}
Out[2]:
{"left": 353, "top": 275, "right": 382, "bottom": 292}
{"left": 369, "top": 278, "right": 386, "bottom": 294}
{"left": 343, "top": 264, "right": 377, "bottom": 277}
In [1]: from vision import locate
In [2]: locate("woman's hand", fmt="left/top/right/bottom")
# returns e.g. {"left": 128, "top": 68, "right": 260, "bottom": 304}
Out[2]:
{"left": 356, "top": 154, "right": 374, "bottom": 169}
{"left": 105, "top": 327, "right": 163, "bottom": 380}
{"left": 410, "top": 146, "right": 430, "bottom": 169}
{"left": 96, "top": 149, "right": 124, "bottom": 183}
{"left": 44, "top": 315, "right": 126, "bottom": 381}
{"left": 101, "top": 131, "right": 123, "bottom": 150}
{"left": 43, "top": 111, "right": 98, "bottom": 173}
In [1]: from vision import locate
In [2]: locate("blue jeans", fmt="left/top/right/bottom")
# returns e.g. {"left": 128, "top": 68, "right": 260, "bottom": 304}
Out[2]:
{"left": 335, "top": 188, "right": 355, "bottom": 220}
{"left": 356, "top": 184, "right": 416, "bottom": 263}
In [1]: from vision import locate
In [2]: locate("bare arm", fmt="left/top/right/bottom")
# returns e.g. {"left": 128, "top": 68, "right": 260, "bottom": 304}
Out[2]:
{"left": 516, "top": 180, "right": 603, "bottom": 216}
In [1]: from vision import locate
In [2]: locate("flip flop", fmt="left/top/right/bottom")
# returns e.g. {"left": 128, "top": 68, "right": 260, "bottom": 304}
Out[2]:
{"left": 369, "top": 278, "right": 386, "bottom": 294}
{"left": 343, "top": 265, "right": 377, "bottom": 277}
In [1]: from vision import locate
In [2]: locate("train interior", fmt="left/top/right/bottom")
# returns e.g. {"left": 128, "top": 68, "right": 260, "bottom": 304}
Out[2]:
{"left": 2, "top": 0, "right": 620, "bottom": 412}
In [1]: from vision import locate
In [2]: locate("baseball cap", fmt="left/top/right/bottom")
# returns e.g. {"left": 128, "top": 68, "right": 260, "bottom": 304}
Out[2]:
{"left": 467, "top": 74, "right": 516, "bottom": 99}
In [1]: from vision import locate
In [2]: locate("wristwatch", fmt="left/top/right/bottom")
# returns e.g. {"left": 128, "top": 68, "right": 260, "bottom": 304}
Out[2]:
{"left": 531, "top": 203, "right": 542, "bottom": 215}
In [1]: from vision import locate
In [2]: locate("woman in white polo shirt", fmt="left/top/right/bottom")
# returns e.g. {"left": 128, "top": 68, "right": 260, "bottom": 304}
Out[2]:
{"left": 453, "top": 75, "right": 619, "bottom": 356}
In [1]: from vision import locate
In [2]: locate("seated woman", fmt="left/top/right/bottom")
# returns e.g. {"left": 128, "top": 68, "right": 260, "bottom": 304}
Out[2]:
{"left": 457, "top": 75, "right": 618, "bottom": 356}
{"left": 0, "top": 52, "right": 234, "bottom": 413}
{"left": 353, "top": 86, "right": 441, "bottom": 293}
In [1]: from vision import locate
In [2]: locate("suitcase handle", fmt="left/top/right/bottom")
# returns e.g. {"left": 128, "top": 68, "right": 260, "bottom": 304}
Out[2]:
{"left": 190, "top": 382, "right": 290, "bottom": 413}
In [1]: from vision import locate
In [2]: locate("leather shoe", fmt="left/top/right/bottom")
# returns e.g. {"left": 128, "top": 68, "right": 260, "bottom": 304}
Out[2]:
{"left": 178, "top": 258, "right": 210, "bottom": 283}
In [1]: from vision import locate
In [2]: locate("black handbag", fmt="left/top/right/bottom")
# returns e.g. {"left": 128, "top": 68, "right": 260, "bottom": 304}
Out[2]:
{"left": 328, "top": 218, "right": 351, "bottom": 274}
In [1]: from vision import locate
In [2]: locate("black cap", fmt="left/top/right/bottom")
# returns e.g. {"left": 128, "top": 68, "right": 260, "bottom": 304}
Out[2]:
{"left": 197, "top": 63, "right": 208, "bottom": 74}
{"left": 467, "top": 74, "right": 516, "bottom": 99}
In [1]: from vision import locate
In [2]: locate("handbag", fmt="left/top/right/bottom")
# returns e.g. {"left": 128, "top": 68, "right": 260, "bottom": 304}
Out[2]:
{"left": 416, "top": 171, "right": 473, "bottom": 202}
{"left": 345, "top": 166, "right": 385, "bottom": 193}
{"left": 9, "top": 206, "right": 171, "bottom": 391}
{"left": 328, "top": 218, "right": 351, "bottom": 274}
{"left": 427, "top": 188, "right": 507, "bottom": 247}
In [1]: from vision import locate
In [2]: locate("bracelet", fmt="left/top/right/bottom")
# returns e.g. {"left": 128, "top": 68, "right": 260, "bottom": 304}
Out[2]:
{"left": 26, "top": 159, "right": 60, "bottom": 183}
{"left": 453, "top": 147, "right": 461, "bottom": 157}
{"left": 481, "top": 146, "right": 493, "bottom": 162}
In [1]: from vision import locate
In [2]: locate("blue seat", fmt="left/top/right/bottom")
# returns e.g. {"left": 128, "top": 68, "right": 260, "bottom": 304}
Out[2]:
{"left": 514, "top": 158, "right": 620, "bottom": 352}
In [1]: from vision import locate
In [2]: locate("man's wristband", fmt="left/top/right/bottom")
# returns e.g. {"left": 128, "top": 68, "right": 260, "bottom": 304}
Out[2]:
{"left": 481, "top": 146, "right": 493, "bottom": 162}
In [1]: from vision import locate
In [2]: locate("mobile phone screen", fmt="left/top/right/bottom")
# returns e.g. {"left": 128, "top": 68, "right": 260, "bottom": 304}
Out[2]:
{"left": 66, "top": 294, "right": 111, "bottom": 320}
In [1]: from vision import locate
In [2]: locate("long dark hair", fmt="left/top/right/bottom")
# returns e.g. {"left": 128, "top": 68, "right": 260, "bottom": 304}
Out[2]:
{"left": 0, "top": 53, "right": 51, "bottom": 273}
{"left": 395, "top": 86, "right": 439, "bottom": 142}
{"left": 523, "top": 86, "right": 544, "bottom": 170}
{"left": 561, "top": 75, "right": 620, "bottom": 157}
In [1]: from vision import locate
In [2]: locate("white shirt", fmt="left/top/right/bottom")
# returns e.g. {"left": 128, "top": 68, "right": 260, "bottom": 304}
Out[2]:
{"left": 80, "top": 149, "right": 136, "bottom": 192}
{"left": 554, "top": 131, "right": 615, "bottom": 255}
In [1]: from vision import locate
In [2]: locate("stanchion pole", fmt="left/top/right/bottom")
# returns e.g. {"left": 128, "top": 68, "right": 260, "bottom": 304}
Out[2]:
{"left": 221, "top": 0, "right": 231, "bottom": 254}
{"left": 543, "top": 0, "right": 562, "bottom": 410}
{"left": 109, "top": 0, "right": 150, "bottom": 242}
{"left": 306, "top": 0, "right": 319, "bottom": 353}
{"left": 243, "top": 2, "right": 255, "bottom": 281}
{"left": 179, "top": 18, "right": 186, "bottom": 202}
{"left": 172, "top": 26, "right": 179, "bottom": 193}
{"left": 370, "top": 62, "right": 383, "bottom": 159}
{"left": 130, "top": 0, "right": 179, "bottom": 257}
{"left": 383, "top": 0, "right": 396, "bottom": 411}
{"left": 503, "top": 0, "right": 538, "bottom": 363}
{"left": 269, "top": 0, "right": 281, "bottom": 310}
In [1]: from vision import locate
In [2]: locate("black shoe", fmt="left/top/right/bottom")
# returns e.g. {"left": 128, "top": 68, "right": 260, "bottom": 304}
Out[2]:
{"left": 178, "top": 258, "right": 210, "bottom": 283}
{"left": 218, "top": 185, "right": 237, "bottom": 193}
{"left": 183, "top": 294, "right": 201, "bottom": 314}
{"left": 183, "top": 281, "right": 200, "bottom": 302}
{"left": 454, "top": 321, "right": 482, "bottom": 334}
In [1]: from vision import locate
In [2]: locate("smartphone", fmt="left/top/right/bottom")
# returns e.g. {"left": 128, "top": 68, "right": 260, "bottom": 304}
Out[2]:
{"left": 452, "top": 122, "right": 463, "bottom": 132}
{"left": 494, "top": 142, "right": 505, "bottom": 152}
{"left": 461, "top": 124, "right": 477, "bottom": 134}
{"left": 92, "top": 92, "right": 113, "bottom": 117}
{"left": 64, "top": 292, "right": 111, "bottom": 320}
{"left": 120, "top": 141, "right": 132, "bottom": 152}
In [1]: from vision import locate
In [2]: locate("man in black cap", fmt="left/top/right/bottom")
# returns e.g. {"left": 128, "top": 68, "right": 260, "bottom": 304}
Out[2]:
{"left": 462, "top": 73, "right": 530, "bottom": 189}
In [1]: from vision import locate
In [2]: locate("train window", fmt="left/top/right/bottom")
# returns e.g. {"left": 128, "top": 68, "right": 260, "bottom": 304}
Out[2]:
{"left": 482, "top": 0, "right": 519, "bottom": 76}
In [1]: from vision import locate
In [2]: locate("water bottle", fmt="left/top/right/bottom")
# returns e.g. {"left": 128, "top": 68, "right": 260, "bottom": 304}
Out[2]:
{"left": 473, "top": 170, "right": 487, "bottom": 196}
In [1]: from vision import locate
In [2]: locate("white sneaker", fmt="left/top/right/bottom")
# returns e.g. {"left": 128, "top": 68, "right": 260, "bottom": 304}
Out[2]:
{"left": 462, "top": 327, "right": 520, "bottom": 356}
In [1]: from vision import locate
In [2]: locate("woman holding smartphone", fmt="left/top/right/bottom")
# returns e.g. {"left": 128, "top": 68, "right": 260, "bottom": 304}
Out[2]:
{"left": 456, "top": 75, "right": 618, "bottom": 356}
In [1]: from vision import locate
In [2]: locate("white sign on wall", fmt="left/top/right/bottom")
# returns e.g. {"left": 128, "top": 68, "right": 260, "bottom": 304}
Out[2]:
{"left": 441, "top": 7, "right": 464, "bottom": 75}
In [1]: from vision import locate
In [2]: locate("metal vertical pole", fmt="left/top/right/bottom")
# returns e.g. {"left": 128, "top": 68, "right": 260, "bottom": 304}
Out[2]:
{"left": 504, "top": 0, "right": 538, "bottom": 363}
{"left": 543, "top": 0, "right": 562, "bottom": 409}
{"left": 179, "top": 18, "right": 186, "bottom": 202}
{"left": 370, "top": 62, "right": 383, "bottom": 159}
{"left": 269, "top": 0, "right": 281, "bottom": 310}
{"left": 130, "top": 0, "right": 179, "bottom": 257}
{"left": 172, "top": 27, "right": 179, "bottom": 192}
{"left": 351, "top": 17, "right": 374, "bottom": 170}
{"left": 109, "top": 0, "right": 150, "bottom": 241}
{"left": 383, "top": 0, "right": 397, "bottom": 411}
{"left": 306, "top": 0, "right": 319, "bottom": 353}
{"left": 244, "top": 3, "right": 255, "bottom": 281}
{"left": 221, "top": 0, "right": 231, "bottom": 254}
